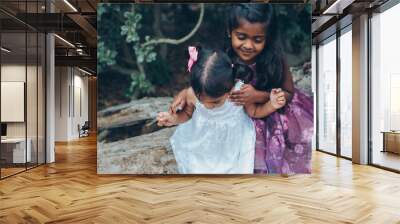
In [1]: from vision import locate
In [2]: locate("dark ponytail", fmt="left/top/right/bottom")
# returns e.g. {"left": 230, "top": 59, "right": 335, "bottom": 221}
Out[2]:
{"left": 189, "top": 45, "right": 235, "bottom": 98}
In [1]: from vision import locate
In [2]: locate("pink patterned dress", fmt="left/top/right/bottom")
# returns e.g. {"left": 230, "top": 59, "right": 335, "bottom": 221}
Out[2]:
{"left": 250, "top": 68, "right": 314, "bottom": 174}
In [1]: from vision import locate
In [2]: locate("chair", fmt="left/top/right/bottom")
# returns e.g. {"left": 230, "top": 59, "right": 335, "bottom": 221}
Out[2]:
{"left": 79, "top": 121, "right": 90, "bottom": 138}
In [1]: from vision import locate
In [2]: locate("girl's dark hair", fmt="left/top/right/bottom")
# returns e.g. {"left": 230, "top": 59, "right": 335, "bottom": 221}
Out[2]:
{"left": 189, "top": 45, "right": 250, "bottom": 98}
{"left": 225, "top": 3, "right": 284, "bottom": 91}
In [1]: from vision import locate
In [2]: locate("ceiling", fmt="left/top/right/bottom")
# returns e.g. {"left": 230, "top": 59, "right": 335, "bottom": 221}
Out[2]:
{"left": 0, "top": 0, "right": 99, "bottom": 73}
{"left": 311, "top": 0, "right": 390, "bottom": 44}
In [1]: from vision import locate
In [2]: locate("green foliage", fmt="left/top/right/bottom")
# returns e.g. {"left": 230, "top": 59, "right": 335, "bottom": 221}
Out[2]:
{"left": 128, "top": 72, "right": 154, "bottom": 98}
{"left": 133, "top": 44, "right": 157, "bottom": 64}
{"left": 97, "top": 41, "right": 117, "bottom": 73}
{"left": 119, "top": 6, "right": 158, "bottom": 97}
{"left": 121, "top": 11, "right": 142, "bottom": 43}
{"left": 97, "top": 3, "right": 112, "bottom": 19}
{"left": 274, "top": 4, "right": 311, "bottom": 64}
{"left": 98, "top": 4, "right": 311, "bottom": 107}
{"left": 98, "top": 4, "right": 163, "bottom": 99}
{"left": 97, "top": 4, "right": 123, "bottom": 74}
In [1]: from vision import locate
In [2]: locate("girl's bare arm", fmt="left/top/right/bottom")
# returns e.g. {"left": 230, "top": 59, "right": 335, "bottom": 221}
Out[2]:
{"left": 169, "top": 88, "right": 189, "bottom": 113}
{"left": 251, "top": 58, "right": 294, "bottom": 104}
{"left": 244, "top": 89, "right": 286, "bottom": 118}
{"left": 244, "top": 102, "right": 277, "bottom": 118}
{"left": 172, "top": 88, "right": 196, "bottom": 123}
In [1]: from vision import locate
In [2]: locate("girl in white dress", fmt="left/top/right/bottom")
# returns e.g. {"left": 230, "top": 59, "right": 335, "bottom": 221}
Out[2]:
{"left": 157, "top": 46, "right": 286, "bottom": 174}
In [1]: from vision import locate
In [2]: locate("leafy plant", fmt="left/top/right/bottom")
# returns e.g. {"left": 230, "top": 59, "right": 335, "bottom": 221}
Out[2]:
{"left": 98, "top": 3, "right": 204, "bottom": 102}
{"left": 97, "top": 41, "right": 117, "bottom": 73}
{"left": 120, "top": 7, "right": 158, "bottom": 97}
{"left": 129, "top": 72, "right": 154, "bottom": 98}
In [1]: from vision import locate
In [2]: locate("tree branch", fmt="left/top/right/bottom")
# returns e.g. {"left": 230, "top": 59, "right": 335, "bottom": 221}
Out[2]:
{"left": 141, "top": 3, "right": 204, "bottom": 48}
{"left": 109, "top": 65, "right": 136, "bottom": 76}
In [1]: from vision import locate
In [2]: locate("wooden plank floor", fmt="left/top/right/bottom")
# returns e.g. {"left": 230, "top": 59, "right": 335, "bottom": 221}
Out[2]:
{"left": 1, "top": 135, "right": 400, "bottom": 224}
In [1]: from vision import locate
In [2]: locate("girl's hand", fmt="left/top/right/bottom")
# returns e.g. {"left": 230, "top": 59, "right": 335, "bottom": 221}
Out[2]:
{"left": 169, "top": 89, "right": 187, "bottom": 114}
{"left": 229, "top": 84, "right": 258, "bottom": 105}
{"left": 157, "top": 112, "right": 177, "bottom": 127}
{"left": 270, "top": 88, "right": 286, "bottom": 110}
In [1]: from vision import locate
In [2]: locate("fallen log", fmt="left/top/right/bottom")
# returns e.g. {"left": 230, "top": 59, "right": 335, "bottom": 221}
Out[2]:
{"left": 97, "top": 97, "right": 173, "bottom": 142}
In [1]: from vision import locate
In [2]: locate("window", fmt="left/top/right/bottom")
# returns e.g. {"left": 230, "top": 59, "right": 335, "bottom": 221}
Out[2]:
{"left": 339, "top": 27, "right": 352, "bottom": 158}
{"left": 370, "top": 3, "right": 400, "bottom": 171}
{"left": 0, "top": 1, "right": 47, "bottom": 179}
{"left": 317, "top": 35, "right": 337, "bottom": 154}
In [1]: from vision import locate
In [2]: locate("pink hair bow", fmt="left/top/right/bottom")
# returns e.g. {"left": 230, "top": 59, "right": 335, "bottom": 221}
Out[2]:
{"left": 187, "top": 46, "right": 198, "bottom": 72}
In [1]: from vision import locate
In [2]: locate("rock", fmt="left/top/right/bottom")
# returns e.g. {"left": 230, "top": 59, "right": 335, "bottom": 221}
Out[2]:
{"left": 97, "top": 97, "right": 173, "bottom": 142}
{"left": 290, "top": 65, "right": 312, "bottom": 95}
{"left": 97, "top": 127, "right": 178, "bottom": 174}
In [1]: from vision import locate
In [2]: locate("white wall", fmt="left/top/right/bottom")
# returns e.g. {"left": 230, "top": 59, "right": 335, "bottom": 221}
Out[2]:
{"left": 55, "top": 67, "right": 68, "bottom": 141}
{"left": 55, "top": 67, "right": 89, "bottom": 141}
{"left": 1, "top": 82, "right": 25, "bottom": 122}
{"left": 1, "top": 65, "right": 26, "bottom": 139}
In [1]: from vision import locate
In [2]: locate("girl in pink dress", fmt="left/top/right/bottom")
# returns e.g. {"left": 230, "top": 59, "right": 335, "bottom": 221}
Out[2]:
{"left": 170, "top": 4, "right": 313, "bottom": 175}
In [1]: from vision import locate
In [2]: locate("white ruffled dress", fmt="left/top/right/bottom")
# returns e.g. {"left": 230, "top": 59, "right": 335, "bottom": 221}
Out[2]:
{"left": 170, "top": 96, "right": 255, "bottom": 174}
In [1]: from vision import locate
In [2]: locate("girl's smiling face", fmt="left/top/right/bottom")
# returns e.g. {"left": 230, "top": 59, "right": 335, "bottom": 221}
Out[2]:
{"left": 231, "top": 19, "right": 266, "bottom": 65}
